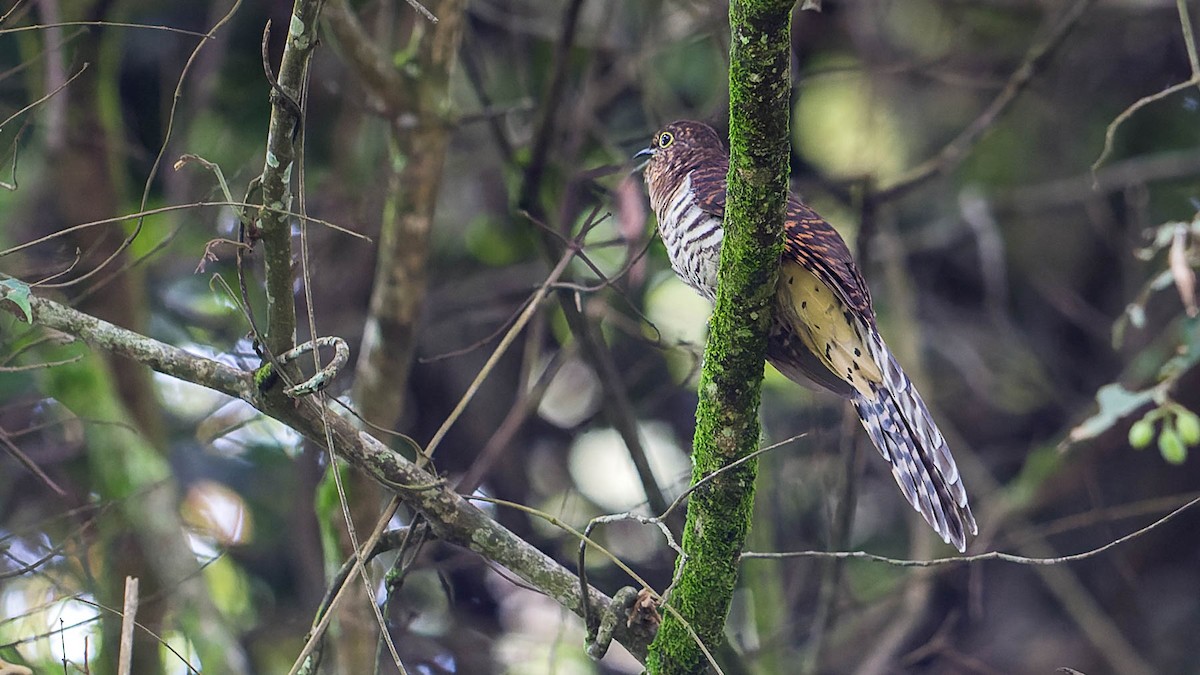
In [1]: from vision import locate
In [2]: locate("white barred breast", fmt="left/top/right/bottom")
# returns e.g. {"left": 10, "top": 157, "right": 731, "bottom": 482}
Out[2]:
{"left": 651, "top": 172, "right": 723, "bottom": 300}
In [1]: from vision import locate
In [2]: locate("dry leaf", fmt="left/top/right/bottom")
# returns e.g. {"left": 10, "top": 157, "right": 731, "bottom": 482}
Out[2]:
{"left": 1169, "top": 223, "right": 1197, "bottom": 317}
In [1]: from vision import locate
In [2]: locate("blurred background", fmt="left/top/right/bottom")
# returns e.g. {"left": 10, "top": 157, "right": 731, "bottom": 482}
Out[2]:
{"left": 1, "top": 0, "right": 1199, "bottom": 673}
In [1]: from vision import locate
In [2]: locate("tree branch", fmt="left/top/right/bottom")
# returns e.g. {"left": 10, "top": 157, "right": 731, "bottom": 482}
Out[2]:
{"left": 872, "top": 0, "right": 1095, "bottom": 203}
{"left": 343, "top": 0, "right": 469, "bottom": 432}
{"left": 645, "top": 1, "right": 795, "bottom": 672}
{"left": 11, "top": 292, "right": 657, "bottom": 660}
{"left": 259, "top": 0, "right": 325, "bottom": 356}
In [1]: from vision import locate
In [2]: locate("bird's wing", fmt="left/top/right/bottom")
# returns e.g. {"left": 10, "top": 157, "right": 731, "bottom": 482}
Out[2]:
{"left": 688, "top": 161, "right": 875, "bottom": 323}
{"left": 688, "top": 162, "right": 729, "bottom": 215}
{"left": 782, "top": 198, "right": 874, "bottom": 323}
{"left": 689, "top": 161, "right": 976, "bottom": 551}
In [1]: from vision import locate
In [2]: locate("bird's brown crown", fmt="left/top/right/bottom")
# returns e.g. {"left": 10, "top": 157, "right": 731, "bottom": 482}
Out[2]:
{"left": 640, "top": 120, "right": 727, "bottom": 207}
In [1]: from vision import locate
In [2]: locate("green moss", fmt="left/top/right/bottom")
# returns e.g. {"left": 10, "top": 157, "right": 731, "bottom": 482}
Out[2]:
{"left": 646, "top": 1, "right": 795, "bottom": 673}
{"left": 253, "top": 362, "right": 277, "bottom": 391}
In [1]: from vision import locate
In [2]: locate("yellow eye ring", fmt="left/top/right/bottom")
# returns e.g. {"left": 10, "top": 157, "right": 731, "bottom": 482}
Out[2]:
{"left": 658, "top": 132, "right": 674, "bottom": 149}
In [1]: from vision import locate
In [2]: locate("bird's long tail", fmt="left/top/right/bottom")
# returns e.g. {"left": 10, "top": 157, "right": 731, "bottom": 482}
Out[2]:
{"left": 852, "top": 334, "right": 977, "bottom": 552}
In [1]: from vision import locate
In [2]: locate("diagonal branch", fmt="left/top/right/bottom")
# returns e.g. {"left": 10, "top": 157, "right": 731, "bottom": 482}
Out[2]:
{"left": 323, "top": 0, "right": 410, "bottom": 110}
{"left": 9, "top": 292, "right": 658, "bottom": 660}
{"left": 872, "top": 0, "right": 1096, "bottom": 203}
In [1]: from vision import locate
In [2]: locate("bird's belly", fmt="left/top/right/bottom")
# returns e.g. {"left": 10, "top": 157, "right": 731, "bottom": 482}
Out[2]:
{"left": 654, "top": 175, "right": 723, "bottom": 300}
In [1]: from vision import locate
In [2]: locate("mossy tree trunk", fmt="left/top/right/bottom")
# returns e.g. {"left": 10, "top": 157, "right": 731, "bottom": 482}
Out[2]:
{"left": 645, "top": 1, "right": 796, "bottom": 673}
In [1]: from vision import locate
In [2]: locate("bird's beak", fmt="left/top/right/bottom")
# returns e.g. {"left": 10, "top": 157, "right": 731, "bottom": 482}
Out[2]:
{"left": 632, "top": 146, "right": 655, "bottom": 173}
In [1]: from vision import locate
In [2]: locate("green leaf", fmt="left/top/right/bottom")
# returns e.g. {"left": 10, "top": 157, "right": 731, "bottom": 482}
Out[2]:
{"left": 0, "top": 278, "right": 32, "bottom": 322}
{"left": 1068, "top": 383, "right": 1155, "bottom": 444}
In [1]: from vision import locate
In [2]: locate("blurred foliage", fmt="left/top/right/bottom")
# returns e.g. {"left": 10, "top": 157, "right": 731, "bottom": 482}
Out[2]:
{"left": 0, "top": 1, "right": 1199, "bottom": 674}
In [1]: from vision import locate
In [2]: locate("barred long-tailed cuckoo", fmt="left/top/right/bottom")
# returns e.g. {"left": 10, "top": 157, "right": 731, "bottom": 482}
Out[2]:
{"left": 636, "top": 120, "right": 977, "bottom": 551}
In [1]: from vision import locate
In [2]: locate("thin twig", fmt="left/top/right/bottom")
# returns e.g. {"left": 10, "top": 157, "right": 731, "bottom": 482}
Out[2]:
{"left": 468, "top": 495, "right": 723, "bottom": 674}
{"left": 287, "top": 497, "right": 404, "bottom": 675}
{"left": 659, "top": 434, "right": 808, "bottom": 523}
{"left": 0, "top": 200, "right": 368, "bottom": 261}
{"left": 61, "top": 1, "right": 244, "bottom": 295}
{"left": 1178, "top": 0, "right": 1200, "bottom": 80}
{"left": 574, "top": 433, "right": 807, "bottom": 649}
{"left": 1093, "top": 0, "right": 1200, "bottom": 173}
{"left": 0, "top": 425, "right": 67, "bottom": 496}
{"left": 260, "top": 21, "right": 302, "bottom": 120}
{"left": 419, "top": 294, "right": 538, "bottom": 364}
{"left": 454, "top": 343, "right": 572, "bottom": 495}
{"left": 0, "top": 118, "right": 30, "bottom": 191}
{"left": 376, "top": 523, "right": 432, "bottom": 672}
{"left": 422, "top": 240, "right": 580, "bottom": 460}
{"left": 0, "top": 0, "right": 29, "bottom": 27}
{"left": 1092, "top": 78, "right": 1200, "bottom": 173}
{"left": 0, "top": 61, "right": 87, "bottom": 131}
{"left": 0, "top": 21, "right": 211, "bottom": 37}
{"left": 402, "top": 0, "right": 438, "bottom": 23}
{"left": 1001, "top": 148, "right": 1200, "bottom": 212}
{"left": 515, "top": 0, "right": 587, "bottom": 214}
{"left": 69, "top": 595, "right": 200, "bottom": 674}
{"left": 874, "top": 0, "right": 1095, "bottom": 203}
{"left": 741, "top": 495, "right": 1200, "bottom": 566}
{"left": 580, "top": 510, "right": 685, "bottom": 621}
{"left": 802, "top": 412, "right": 861, "bottom": 674}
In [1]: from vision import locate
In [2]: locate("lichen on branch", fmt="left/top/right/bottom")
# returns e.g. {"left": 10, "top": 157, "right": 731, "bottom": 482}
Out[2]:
{"left": 258, "top": 0, "right": 326, "bottom": 357}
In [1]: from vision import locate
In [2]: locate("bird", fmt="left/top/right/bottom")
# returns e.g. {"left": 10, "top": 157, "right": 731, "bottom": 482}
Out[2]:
{"left": 635, "top": 120, "right": 977, "bottom": 552}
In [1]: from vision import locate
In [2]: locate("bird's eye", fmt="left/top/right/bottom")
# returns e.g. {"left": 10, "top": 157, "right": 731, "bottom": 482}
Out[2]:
{"left": 658, "top": 132, "right": 674, "bottom": 149}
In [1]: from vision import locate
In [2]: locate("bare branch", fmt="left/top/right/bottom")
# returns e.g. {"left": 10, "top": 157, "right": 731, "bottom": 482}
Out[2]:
{"left": 874, "top": 0, "right": 1095, "bottom": 203}
{"left": 6, "top": 292, "right": 658, "bottom": 659}
{"left": 742, "top": 495, "right": 1200, "bottom": 567}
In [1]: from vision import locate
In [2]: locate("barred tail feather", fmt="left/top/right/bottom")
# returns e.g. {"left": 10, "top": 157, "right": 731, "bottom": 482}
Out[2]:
{"left": 854, "top": 335, "right": 977, "bottom": 552}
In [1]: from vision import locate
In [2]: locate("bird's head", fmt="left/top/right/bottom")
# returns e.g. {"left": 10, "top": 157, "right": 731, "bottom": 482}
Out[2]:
{"left": 634, "top": 120, "right": 725, "bottom": 188}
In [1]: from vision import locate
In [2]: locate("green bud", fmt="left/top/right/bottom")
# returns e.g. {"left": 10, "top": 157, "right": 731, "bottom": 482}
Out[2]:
{"left": 1175, "top": 411, "right": 1200, "bottom": 446}
{"left": 1128, "top": 419, "right": 1155, "bottom": 449}
{"left": 1158, "top": 427, "right": 1187, "bottom": 465}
